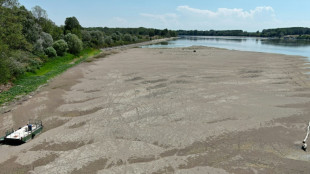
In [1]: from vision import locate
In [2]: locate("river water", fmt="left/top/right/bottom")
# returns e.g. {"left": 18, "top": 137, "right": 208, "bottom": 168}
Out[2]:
{"left": 142, "top": 36, "right": 310, "bottom": 59}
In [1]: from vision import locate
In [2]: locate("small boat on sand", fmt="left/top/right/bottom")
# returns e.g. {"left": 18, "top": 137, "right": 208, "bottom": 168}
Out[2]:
{"left": 0, "top": 119, "right": 43, "bottom": 145}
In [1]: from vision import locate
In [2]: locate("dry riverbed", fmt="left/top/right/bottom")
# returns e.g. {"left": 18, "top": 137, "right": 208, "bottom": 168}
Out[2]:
{"left": 1, "top": 46, "right": 310, "bottom": 173}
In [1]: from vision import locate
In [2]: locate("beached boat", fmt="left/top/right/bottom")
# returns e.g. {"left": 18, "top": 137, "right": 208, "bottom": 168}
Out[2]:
{"left": 0, "top": 119, "right": 43, "bottom": 145}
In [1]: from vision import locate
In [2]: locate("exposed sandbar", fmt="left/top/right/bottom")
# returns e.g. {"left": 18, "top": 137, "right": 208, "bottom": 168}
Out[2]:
{"left": 1, "top": 46, "right": 310, "bottom": 173}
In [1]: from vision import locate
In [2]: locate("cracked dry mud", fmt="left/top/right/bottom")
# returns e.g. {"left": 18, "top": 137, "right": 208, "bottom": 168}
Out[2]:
{"left": 1, "top": 47, "right": 310, "bottom": 173}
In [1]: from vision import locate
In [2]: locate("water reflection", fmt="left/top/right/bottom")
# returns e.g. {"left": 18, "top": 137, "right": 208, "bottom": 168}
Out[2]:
{"left": 262, "top": 39, "right": 310, "bottom": 47}
{"left": 183, "top": 36, "right": 245, "bottom": 43}
{"left": 143, "top": 36, "right": 310, "bottom": 58}
{"left": 158, "top": 41, "right": 169, "bottom": 45}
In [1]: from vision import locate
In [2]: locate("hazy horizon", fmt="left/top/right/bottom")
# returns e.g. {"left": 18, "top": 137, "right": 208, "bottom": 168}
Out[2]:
{"left": 19, "top": 0, "right": 310, "bottom": 32}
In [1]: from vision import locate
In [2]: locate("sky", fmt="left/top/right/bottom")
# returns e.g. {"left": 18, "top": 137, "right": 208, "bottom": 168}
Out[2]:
{"left": 19, "top": 0, "right": 310, "bottom": 32}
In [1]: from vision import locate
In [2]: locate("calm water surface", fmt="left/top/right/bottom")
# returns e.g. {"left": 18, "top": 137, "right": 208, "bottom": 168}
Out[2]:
{"left": 142, "top": 36, "right": 310, "bottom": 59}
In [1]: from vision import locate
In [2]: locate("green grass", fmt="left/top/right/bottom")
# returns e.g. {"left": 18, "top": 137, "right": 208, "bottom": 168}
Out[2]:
{"left": 0, "top": 48, "right": 100, "bottom": 106}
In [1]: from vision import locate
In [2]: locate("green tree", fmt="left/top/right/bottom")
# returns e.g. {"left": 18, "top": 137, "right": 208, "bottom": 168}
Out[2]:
{"left": 170, "top": 30, "right": 177, "bottom": 37}
{"left": 31, "top": 5, "right": 47, "bottom": 19}
{"left": 90, "top": 31, "right": 104, "bottom": 47}
{"left": 39, "top": 18, "right": 53, "bottom": 33}
{"left": 81, "top": 30, "right": 92, "bottom": 47}
{"left": 104, "top": 36, "right": 112, "bottom": 45}
{"left": 33, "top": 38, "right": 44, "bottom": 54}
{"left": 161, "top": 29, "right": 170, "bottom": 37}
{"left": 0, "top": 0, "right": 19, "bottom": 8}
{"left": 64, "top": 17, "right": 82, "bottom": 38}
{"left": 0, "top": 58, "right": 10, "bottom": 83}
{"left": 0, "top": 42, "right": 11, "bottom": 83}
{"left": 64, "top": 33, "right": 83, "bottom": 54}
{"left": 53, "top": 39, "right": 68, "bottom": 56}
{"left": 41, "top": 32, "right": 53, "bottom": 48}
{"left": 31, "top": 6, "right": 63, "bottom": 40}
{"left": 111, "top": 33, "right": 121, "bottom": 41}
{"left": 0, "top": 6, "right": 31, "bottom": 50}
{"left": 50, "top": 25, "right": 64, "bottom": 41}
{"left": 123, "top": 34, "right": 132, "bottom": 42}
{"left": 33, "top": 32, "right": 53, "bottom": 55}
{"left": 132, "top": 36, "right": 138, "bottom": 42}
{"left": 21, "top": 12, "right": 42, "bottom": 45}
{"left": 154, "top": 29, "right": 161, "bottom": 35}
{"left": 149, "top": 30, "right": 155, "bottom": 37}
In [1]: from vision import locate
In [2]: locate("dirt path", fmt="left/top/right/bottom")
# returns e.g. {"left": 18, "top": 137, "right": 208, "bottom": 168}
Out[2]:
{"left": 1, "top": 46, "right": 310, "bottom": 173}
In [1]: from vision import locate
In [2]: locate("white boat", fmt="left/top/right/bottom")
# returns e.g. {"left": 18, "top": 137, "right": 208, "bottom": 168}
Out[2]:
{"left": 0, "top": 120, "right": 43, "bottom": 145}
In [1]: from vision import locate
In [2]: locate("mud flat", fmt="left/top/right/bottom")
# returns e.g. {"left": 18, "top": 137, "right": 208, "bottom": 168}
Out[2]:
{"left": 1, "top": 46, "right": 310, "bottom": 173}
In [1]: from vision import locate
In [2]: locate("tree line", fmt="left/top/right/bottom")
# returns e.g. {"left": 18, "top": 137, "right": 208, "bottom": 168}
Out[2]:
{"left": 0, "top": 0, "right": 177, "bottom": 84}
{"left": 178, "top": 27, "right": 310, "bottom": 38}
{"left": 177, "top": 30, "right": 257, "bottom": 37}
{"left": 261, "top": 27, "right": 310, "bottom": 37}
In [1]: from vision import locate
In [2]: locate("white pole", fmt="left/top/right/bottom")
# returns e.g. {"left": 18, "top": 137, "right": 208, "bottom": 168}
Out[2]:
{"left": 302, "top": 121, "right": 310, "bottom": 151}
{"left": 304, "top": 121, "right": 310, "bottom": 142}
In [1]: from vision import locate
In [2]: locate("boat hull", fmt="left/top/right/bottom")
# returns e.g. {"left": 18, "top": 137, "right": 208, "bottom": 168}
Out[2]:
{"left": 1, "top": 126, "right": 43, "bottom": 145}
{"left": 21, "top": 126, "right": 43, "bottom": 142}
{"left": 0, "top": 119, "right": 43, "bottom": 145}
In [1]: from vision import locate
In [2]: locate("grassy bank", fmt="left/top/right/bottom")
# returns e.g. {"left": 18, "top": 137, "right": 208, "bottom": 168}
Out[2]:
{"left": 0, "top": 48, "right": 100, "bottom": 106}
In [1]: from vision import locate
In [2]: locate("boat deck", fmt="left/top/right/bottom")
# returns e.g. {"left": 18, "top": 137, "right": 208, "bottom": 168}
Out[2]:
{"left": 6, "top": 125, "right": 38, "bottom": 140}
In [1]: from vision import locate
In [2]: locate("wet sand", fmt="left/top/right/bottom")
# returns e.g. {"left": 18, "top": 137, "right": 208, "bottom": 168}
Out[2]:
{"left": 1, "top": 46, "right": 310, "bottom": 173}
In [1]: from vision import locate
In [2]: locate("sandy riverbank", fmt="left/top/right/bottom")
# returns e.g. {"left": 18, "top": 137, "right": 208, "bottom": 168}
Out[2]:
{"left": 1, "top": 46, "right": 310, "bottom": 173}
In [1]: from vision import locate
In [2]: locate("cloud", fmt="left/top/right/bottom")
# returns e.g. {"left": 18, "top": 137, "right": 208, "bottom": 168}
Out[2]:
{"left": 177, "top": 5, "right": 274, "bottom": 19}
{"left": 140, "top": 13, "right": 178, "bottom": 24}
{"left": 109, "top": 6, "right": 278, "bottom": 31}
{"left": 174, "top": 5, "right": 278, "bottom": 31}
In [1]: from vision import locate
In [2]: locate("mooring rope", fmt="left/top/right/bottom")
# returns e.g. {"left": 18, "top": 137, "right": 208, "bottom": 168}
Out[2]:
{"left": 302, "top": 121, "right": 310, "bottom": 151}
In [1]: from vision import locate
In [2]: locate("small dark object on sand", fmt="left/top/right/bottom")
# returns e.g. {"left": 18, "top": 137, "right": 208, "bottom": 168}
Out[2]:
{"left": 193, "top": 50, "right": 196, "bottom": 52}
{"left": 302, "top": 141, "right": 307, "bottom": 151}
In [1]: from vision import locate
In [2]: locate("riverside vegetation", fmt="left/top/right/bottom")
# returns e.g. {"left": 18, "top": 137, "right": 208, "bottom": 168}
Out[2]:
{"left": 0, "top": 0, "right": 177, "bottom": 105}
{"left": 178, "top": 27, "right": 310, "bottom": 38}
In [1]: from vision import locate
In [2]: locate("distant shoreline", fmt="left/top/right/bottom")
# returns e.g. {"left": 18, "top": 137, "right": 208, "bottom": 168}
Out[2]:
{"left": 101, "top": 37, "right": 179, "bottom": 51}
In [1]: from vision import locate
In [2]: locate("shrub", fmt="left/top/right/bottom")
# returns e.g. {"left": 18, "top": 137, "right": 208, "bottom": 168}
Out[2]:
{"left": 81, "top": 30, "right": 92, "bottom": 47}
{"left": 32, "top": 32, "right": 54, "bottom": 55}
{"left": 64, "top": 33, "right": 83, "bottom": 54}
{"left": 132, "top": 36, "right": 138, "bottom": 42}
{"left": 41, "top": 32, "right": 53, "bottom": 48}
{"left": 53, "top": 39, "right": 68, "bottom": 56}
{"left": 104, "top": 36, "right": 113, "bottom": 45}
{"left": 123, "top": 34, "right": 132, "bottom": 42}
{"left": 90, "top": 31, "right": 104, "bottom": 47}
{"left": 0, "top": 43, "right": 11, "bottom": 83}
{"left": 24, "top": 22, "right": 41, "bottom": 45}
{"left": 0, "top": 58, "right": 11, "bottom": 83}
{"left": 45, "top": 47, "right": 57, "bottom": 57}
{"left": 111, "top": 33, "right": 121, "bottom": 41}
{"left": 33, "top": 38, "right": 44, "bottom": 54}
{"left": 9, "top": 50, "right": 42, "bottom": 74}
{"left": 7, "top": 57, "right": 26, "bottom": 76}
